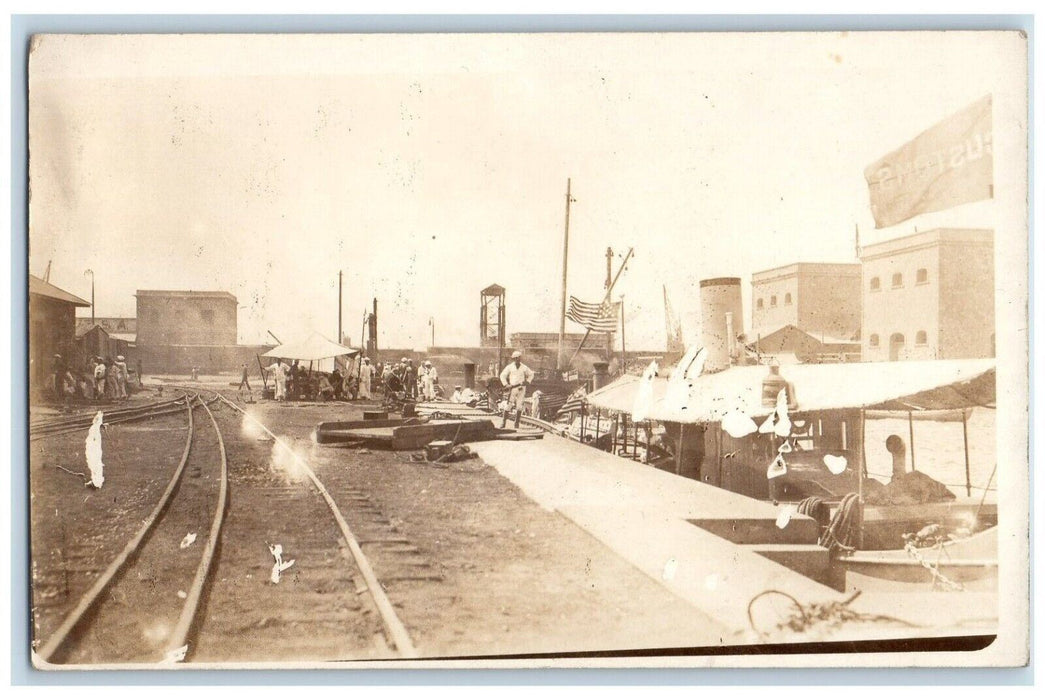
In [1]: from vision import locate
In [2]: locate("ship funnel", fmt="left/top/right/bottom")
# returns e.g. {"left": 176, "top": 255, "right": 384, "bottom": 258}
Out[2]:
{"left": 699, "top": 277, "right": 744, "bottom": 372}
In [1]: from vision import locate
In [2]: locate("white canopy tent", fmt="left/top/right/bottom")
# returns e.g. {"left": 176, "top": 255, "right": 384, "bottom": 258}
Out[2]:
{"left": 261, "top": 331, "right": 359, "bottom": 373}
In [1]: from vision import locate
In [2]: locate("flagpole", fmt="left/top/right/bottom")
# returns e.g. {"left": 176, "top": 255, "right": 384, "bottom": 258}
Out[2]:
{"left": 619, "top": 294, "right": 626, "bottom": 373}
{"left": 567, "top": 247, "right": 633, "bottom": 369}
{"left": 557, "top": 178, "right": 573, "bottom": 371}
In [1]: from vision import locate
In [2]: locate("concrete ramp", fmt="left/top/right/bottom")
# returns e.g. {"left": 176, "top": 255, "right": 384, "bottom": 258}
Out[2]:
{"left": 470, "top": 435, "right": 997, "bottom": 643}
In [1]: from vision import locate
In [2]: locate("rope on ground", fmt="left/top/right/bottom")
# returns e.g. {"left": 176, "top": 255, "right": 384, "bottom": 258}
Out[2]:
{"left": 820, "top": 492, "right": 861, "bottom": 556}
{"left": 746, "top": 589, "right": 923, "bottom": 638}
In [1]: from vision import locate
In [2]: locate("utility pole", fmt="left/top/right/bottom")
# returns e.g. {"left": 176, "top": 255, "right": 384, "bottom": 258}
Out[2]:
{"left": 338, "top": 270, "right": 343, "bottom": 344}
{"left": 84, "top": 269, "right": 95, "bottom": 326}
{"left": 605, "top": 247, "right": 613, "bottom": 288}
{"left": 557, "top": 178, "right": 575, "bottom": 371}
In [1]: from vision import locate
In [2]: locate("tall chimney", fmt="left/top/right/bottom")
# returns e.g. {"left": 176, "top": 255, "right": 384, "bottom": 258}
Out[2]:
{"left": 699, "top": 277, "right": 744, "bottom": 372}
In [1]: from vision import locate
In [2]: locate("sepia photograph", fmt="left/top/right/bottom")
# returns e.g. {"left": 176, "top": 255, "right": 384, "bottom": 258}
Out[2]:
{"left": 23, "top": 29, "right": 1029, "bottom": 669}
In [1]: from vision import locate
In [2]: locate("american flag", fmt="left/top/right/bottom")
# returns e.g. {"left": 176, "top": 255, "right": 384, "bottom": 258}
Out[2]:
{"left": 555, "top": 387, "right": 588, "bottom": 417}
{"left": 566, "top": 296, "right": 620, "bottom": 333}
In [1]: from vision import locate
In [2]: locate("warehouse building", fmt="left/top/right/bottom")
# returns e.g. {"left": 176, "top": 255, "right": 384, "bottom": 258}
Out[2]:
{"left": 859, "top": 228, "right": 994, "bottom": 361}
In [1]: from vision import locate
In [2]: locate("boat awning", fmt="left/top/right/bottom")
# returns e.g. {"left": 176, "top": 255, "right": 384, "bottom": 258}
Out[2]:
{"left": 586, "top": 359, "right": 995, "bottom": 424}
{"left": 261, "top": 331, "right": 359, "bottom": 362}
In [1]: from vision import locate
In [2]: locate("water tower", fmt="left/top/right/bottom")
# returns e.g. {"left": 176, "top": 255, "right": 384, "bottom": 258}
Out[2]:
{"left": 480, "top": 284, "right": 506, "bottom": 370}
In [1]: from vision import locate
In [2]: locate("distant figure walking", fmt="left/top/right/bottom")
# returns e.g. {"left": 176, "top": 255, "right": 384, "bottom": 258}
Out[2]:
{"left": 104, "top": 357, "right": 119, "bottom": 399}
{"left": 238, "top": 362, "right": 253, "bottom": 402}
{"left": 499, "top": 351, "right": 534, "bottom": 429}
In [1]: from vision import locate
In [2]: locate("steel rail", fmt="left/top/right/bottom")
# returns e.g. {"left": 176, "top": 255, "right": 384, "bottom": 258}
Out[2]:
{"left": 31, "top": 395, "right": 220, "bottom": 441}
{"left": 166, "top": 395, "right": 229, "bottom": 662}
{"left": 214, "top": 393, "right": 419, "bottom": 658}
{"left": 36, "top": 392, "right": 198, "bottom": 664}
{"left": 30, "top": 396, "right": 185, "bottom": 431}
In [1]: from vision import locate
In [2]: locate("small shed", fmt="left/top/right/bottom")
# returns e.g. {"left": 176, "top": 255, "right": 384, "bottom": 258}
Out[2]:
{"left": 29, "top": 275, "right": 90, "bottom": 397}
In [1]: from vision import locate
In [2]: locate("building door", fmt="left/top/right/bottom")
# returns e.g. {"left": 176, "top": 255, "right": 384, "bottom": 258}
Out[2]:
{"left": 889, "top": 333, "right": 905, "bottom": 361}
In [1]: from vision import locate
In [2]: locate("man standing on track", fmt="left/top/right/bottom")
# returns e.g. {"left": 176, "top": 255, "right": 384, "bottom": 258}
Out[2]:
{"left": 499, "top": 350, "right": 534, "bottom": 429}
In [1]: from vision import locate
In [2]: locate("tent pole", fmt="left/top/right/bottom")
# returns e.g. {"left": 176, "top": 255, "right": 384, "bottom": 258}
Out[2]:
{"left": 858, "top": 408, "right": 866, "bottom": 549}
{"left": 908, "top": 410, "right": 916, "bottom": 472}
{"left": 595, "top": 409, "right": 601, "bottom": 449}
{"left": 962, "top": 409, "right": 972, "bottom": 497}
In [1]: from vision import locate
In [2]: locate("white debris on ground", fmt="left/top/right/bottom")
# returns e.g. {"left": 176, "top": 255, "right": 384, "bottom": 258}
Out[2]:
{"left": 179, "top": 532, "right": 197, "bottom": 549}
{"left": 268, "top": 543, "right": 295, "bottom": 584}
{"left": 161, "top": 644, "right": 188, "bottom": 664}
{"left": 84, "top": 411, "right": 105, "bottom": 488}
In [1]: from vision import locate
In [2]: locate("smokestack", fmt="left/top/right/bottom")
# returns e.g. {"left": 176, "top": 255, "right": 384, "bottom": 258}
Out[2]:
{"left": 699, "top": 277, "right": 744, "bottom": 372}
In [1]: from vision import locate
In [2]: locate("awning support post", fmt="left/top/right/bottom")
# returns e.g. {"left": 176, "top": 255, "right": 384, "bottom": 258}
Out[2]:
{"left": 908, "top": 410, "right": 916, "bottom": 472}
{"left": 962, "top": 409, "right": 972, "bottom": 497}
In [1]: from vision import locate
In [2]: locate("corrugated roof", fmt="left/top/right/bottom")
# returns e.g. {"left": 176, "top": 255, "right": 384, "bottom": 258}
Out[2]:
{"left": 29, "top": 275, "right": 90, "bottom": 306}
{"left": 586, "top": 358, "right": 995, "bottom": 423}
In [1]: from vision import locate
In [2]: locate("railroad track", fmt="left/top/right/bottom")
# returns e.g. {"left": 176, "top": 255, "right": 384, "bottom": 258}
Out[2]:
{"left": 30, "top": 393, "right": 205, "bottom": 441}
{"left": 34, "top": 388, "right": 418, "bottom": 665}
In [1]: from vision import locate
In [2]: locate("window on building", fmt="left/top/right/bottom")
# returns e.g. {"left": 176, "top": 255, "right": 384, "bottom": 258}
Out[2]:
{"left": 889, "top": 333, "right": 905, "bottom": 361}
{"left": 915, "top": 330, "right": 927, "bottom": 345}
{"left": 916, "top": 268, "right": 928, "bottom": 284}
{"left": 770, "top": 295, "right": 777, "bottom": 307}
{"left": 891, "top": 272, "right": 903, "bottom": 288}
{"left": 870, "top": 276, "right": 880, "bottom": 291}
{"left": 784, "top": 293, "right": 792, "bottom": 305}
{"left": 201, "top": 309, "right": 215, "bottom": 324}
{"left": 756, "top": 298, "right": 764, "bottom": 310}
{"left": 869, "top": 334, "right": 879, "bottom": 347}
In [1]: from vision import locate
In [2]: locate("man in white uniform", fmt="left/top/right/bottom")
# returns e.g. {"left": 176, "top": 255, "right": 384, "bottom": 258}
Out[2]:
{"left": 265, "top": 359, "right": 289, "bottom": 401}
{"left": 420, "top": 360, "right": 438, "bottom": 400}
{"left": 358, "top": 357, "right": 373, "bottom": 399}
{"left": 499, "top": 350, "right": 534, "bottom": 429}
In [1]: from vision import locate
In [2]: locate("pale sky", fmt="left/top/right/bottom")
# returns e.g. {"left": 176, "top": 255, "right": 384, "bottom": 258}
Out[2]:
{"left": 28, "top": 32, "right": 1027, "bottom": 350}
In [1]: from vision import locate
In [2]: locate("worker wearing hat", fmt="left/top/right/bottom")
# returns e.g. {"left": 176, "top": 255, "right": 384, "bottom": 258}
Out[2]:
{"left": 419, "top": 360, "right": 438, "bottom": 401}
{"left": 498, "top": 350, "right": 534, "bottom": 429}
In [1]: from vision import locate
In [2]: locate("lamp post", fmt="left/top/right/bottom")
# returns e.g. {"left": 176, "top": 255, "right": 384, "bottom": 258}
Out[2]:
{"left": 84, "top": 269, "right": 95, "bottom": 326}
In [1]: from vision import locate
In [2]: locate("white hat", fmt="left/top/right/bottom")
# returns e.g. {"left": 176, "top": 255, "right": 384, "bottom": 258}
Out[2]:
{"left": 116, "top": 355, "right": 124, "bottom": 361}
{"left": 511, "top": 351, "right": 522, "bottom": 359}
{"left": 424, "top": 360, "right": 432, "bottom": 366}
{"left": 363, "top": 357, "right": 370, "bottom": 363}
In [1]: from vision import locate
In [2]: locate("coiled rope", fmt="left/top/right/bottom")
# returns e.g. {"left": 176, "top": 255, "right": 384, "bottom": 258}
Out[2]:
{"left": 819, "top": 492, "right": 862, "bottom": 556}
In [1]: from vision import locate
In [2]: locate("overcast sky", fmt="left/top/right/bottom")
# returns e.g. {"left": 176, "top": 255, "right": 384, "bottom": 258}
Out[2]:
{"left": 28, "top": 32, "right": 1026, "bottom": 350}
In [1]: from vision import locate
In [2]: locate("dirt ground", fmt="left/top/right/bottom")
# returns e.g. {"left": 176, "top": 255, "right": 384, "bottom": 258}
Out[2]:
{"left": 242, "top": 396, "right": 730, "bottom": 657}
{"left": 29, "top": 384, "right": 732, "bottom": 662}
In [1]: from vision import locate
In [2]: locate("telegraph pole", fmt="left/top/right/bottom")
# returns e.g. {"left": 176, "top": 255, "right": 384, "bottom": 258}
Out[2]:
{"left": 338, "top": 270, "right": 343, "bottom": 344}
{"left": 84, "top": 269, "right": 95, "bottom": 326}
{"left": 556, "top": 178, "right": 575, "bottom": 371}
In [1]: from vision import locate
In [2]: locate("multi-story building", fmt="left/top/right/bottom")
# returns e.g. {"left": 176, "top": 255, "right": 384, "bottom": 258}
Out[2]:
{"left": 750, "top": 263, "right": 862, "bottom": 343}
{"left": 859, "top": 228, "right": 994, "bottom": 361}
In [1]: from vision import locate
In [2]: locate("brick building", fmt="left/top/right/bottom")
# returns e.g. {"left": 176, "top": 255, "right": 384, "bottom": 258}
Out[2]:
{"left": 134, "top": 290, "right": 269, "bottom": 373}
{"left": 750, "top": 263, "right": 862, "bottom": 344}
{"left": 859, "top": 228, "right": 994, "bottom": 361}
{"left": 136, "top": 290, "right": 237, "bottom": 346}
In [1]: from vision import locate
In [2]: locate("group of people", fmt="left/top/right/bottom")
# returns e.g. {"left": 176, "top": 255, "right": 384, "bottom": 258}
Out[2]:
{"left": 49, "top": 353, "right": 132, "bottom": 409}
{"left": 259, "top": 356, "right": 380, "bottom": 403}
{"left": 382, "top": 358, "right": 441, "bottom": 401}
